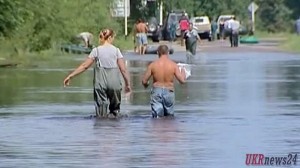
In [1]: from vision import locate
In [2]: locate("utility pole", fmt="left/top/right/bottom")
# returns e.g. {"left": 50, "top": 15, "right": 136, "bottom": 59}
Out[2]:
{"left": 124, "top": 0, "right": 128, "bottom": 39}
{"left": 159, "top": 0, "right": 163, "bottom": 26}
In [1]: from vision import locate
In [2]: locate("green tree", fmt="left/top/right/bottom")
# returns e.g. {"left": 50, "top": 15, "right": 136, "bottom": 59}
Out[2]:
{"left": 1, "top": 0, "right": 300, "bottom": 57}
{"left": 284, "top": 0, "right": 300, "bottom": 19}
{"left": 255, "top": 0, "right": 291, "bottom": 32}
{"left": 0, "top": 0, "right": 25, "bottom": 37}
{"left": 1, "top": 0, "right": 121, "bottom": 53}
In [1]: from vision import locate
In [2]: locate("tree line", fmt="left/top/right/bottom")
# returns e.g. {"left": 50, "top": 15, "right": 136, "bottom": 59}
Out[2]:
{"left": 1, "top": 0, "right": 299, "bottom": 53}
{"left": 131, "top": 0, "right": 300, "bottom": 32}
{"left": 0, "top": 0, "right": 120, "bottom": 53}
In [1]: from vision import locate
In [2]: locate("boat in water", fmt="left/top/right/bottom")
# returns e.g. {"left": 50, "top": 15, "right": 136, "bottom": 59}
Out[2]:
{"left": 60, "top": 44, "right": 92, "bottom": 54}
{"left": 60, "top": 44, "right": 175, "bottom": 55}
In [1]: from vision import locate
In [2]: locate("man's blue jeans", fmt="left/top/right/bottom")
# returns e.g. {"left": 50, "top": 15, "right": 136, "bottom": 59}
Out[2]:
{"left": 150, "top": 87, "right": 175, "bottom": 118}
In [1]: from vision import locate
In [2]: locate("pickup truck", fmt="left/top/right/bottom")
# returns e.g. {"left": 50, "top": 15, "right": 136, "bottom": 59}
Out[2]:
{"left": 191, "top": 16, "right": 212, "bottom": 41}
{"left": 146, "top": 17, "right": 160, "bottom": 42}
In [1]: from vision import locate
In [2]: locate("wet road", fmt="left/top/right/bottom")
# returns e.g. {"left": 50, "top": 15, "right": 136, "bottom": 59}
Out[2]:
{"left": 0, "top": 48, "right": 300, "bottom": 167}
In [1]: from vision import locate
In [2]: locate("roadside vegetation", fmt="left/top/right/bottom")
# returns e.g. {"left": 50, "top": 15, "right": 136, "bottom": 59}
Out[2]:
{"left": 0, "top": 0, "right": 131, "bottom": 65}
{"left": 0, "top": 0, "right": 300, "bottom": 66}
{"left": 280, "top": 35, "right": 300, "bottom": 53}
{"left": 253, "top": 31, "right": 300, "bottom": 53}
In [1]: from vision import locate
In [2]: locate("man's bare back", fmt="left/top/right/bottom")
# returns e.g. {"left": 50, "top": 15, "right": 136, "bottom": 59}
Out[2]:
{"left": 142, "top": 45, "right": 185, "bottom": 90}
{"left": 150, "top": 57, "right": 184, "bottom": 89}
{"left": 135, "top": 22, "right": 148, "bottom": 33}
{"left": 142, "top": 45, "right": 186, "bottom": 118}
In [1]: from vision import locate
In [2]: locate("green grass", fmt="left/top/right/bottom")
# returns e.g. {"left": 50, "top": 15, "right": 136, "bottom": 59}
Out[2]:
{"left": 114, "top": 37, "right": 134, "bottom": 51}
{"left": 254, "top": 31, "right": 300, "bottom": 53}
{"left": 254, "top": 31, "right": 290, "bottom": 39}
{"left": 0, "top": 49, "right": 68, "bottom": 68}
{"left": 0, "top": 36, "right": 134, "bottom": 68}
{"left": 281, "top": 35, "right": 300, "bottom": 53}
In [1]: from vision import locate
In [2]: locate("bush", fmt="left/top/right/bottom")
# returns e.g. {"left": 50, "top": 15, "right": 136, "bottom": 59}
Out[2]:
{"left": 0, "top": 0, "right": 124, "bottom": 58}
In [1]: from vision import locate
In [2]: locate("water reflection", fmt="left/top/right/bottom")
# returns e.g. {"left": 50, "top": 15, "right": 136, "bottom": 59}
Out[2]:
{"left": 265, "top": 60, "right": 300, "bottom": 102}
{"left": 145, "top": 119, "right": 182, "bottom": 167}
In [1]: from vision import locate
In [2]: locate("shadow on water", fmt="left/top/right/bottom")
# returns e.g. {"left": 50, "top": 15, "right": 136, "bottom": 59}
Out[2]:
{"left": 1, "top": 52, "right": 300, "bottom": 167}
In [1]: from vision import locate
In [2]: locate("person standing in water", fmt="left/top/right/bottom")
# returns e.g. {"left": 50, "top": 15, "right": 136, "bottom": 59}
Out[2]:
{"left": 184, "top": 23, "right": 201, "bottom": 64}
{"left": 134, "top": 18, "right": 148, "bottom": 55}
{"left": 132, "top": 20, "right": 139, "bottom": 53}
{"left": 142, "top": 45, "right": 186, "bottom": 118}
{"left": 169, "top": 19, "right": 177, "bottom": 42}
{"left": 63, "top": 28, "right": 131, "bottom": 118}
{"left": 179, "top": 12, "right": 190, "bottom": 46}
{"left": 211, "top": 19, "right": 218, "bottom": 41}
{"left": 219, "top": 19, "right": 225, "bottom": 40}
{"left": 230, "top": 17, "right": 240, "bottom": 47}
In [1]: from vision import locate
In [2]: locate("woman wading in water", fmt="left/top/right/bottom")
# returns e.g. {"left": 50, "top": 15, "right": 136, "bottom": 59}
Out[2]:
{"left": 63, "top": 28, "right": 131, "bottom": 118}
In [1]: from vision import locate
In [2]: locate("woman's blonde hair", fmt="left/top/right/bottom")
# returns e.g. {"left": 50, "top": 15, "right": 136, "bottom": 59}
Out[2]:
{"left": 99, "top": 28, "right": 114, "bottom": 41}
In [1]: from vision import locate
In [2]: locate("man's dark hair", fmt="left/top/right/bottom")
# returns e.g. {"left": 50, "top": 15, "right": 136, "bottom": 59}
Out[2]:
{"left": 137, "top": 18, "right": 143, "bottom": 23}
{"left": 157, "top": 45, "right": 169, "bottom": 56}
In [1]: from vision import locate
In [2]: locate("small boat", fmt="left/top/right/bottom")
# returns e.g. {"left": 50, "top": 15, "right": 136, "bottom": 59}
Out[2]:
{"left": 60, "top": 44, "right": 92, "bottom": 54}
{"left": 240, "top": 36, "right": 259, "bottom": 44}
{"left": 145, "top": 45, "right": 174, "bottom": 55}
{"left": 60, "top": 44, "right": 175, "bottom": 55}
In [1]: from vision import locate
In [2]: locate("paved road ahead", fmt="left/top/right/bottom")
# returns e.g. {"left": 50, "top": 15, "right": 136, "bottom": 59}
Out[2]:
{"left": 129, "top": 37, "right": 283, "bottom": 53}
{"left": 161, "top": 38, "right": 283, "bottom": 52}
{"left": 124, "top": 37, "right": 285, "bottom": 62}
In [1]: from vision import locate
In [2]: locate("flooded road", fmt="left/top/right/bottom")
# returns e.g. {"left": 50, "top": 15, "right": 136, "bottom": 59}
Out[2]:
{"left": 1, "top": 50, "right": 300, "bottom": 167}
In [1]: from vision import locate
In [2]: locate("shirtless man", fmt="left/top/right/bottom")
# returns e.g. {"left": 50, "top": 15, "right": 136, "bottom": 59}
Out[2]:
{"left": 134, "top": 18, "right": 148, "bottom": 55}
{"left": 142, "top": 45, "right": 186, "bottom": 118}
{"left": 132, "top": 20, "right": 139, "bottom": 53}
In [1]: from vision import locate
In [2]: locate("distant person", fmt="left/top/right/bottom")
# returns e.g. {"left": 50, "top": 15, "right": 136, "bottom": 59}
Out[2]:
{"left": 183, "top": 23, "right": 201, "bottom": 64}
{"left": 219, "top": 19, "right": 225, "bottom": 40}
{"left": 169, "top": 19, "right": 177, "bottom": 42}
{"left": 76, "top": 32, "right": 93, "bottom": 48}
{"left": 225, "top": 17, "right": 234, "bottom": 42}
{"left": 211, "top": 19, "right": 218, "bottom": 41}
{"left": 142, "top": 45, "right": 186, "bottom": 118}
{"left": 134, "top": 18, "right": 148, "bottom": 55}
{"left": 225, "top": 17, "right": 234, "bottom": 30}
{"left": 132, "top": 20, "right": 139, "bottom": 53}
{"left": 179, "top": 13, "right": 190, "bottom": 46}
{"left": 230, "top": 17, "right": 240, "bottom": 47}
{"left": 63, "top": 28, "right": 131, "bottom": 118}
{"left": 296, "top": 17, "right": 300, "bottom": 35}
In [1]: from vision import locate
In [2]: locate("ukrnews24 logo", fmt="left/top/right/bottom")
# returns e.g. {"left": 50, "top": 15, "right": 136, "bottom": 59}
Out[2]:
{"left": 245, "top": 153, "right": 298, "bottom": 166}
